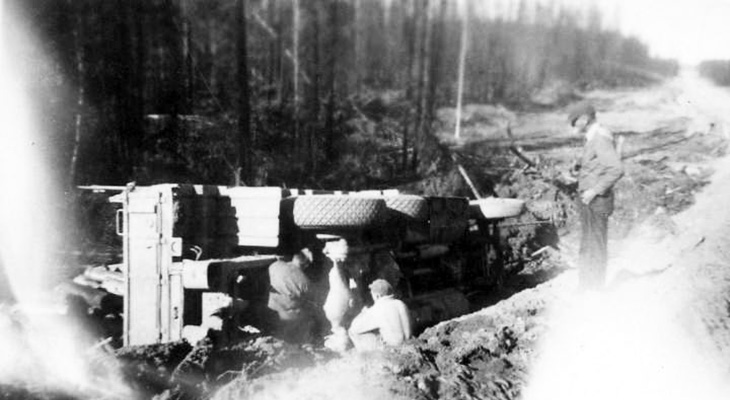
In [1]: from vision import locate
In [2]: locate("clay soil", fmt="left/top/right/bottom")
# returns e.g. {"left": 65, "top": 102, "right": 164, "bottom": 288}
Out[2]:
{"left": 209, "top": 71, "right": 730, "bottom": 400}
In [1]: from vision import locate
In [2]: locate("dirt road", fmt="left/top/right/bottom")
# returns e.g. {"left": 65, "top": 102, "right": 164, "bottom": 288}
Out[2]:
{"left": 525, "top": 71, "right": 730, "bottom": 400}
{"left": 215, "top": 72, "right": 730, "bottom": 400}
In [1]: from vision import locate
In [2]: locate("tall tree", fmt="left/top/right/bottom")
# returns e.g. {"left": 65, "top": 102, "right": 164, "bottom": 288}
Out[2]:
{"left": 418, "top": 0, "right": 448, "bottom": 173}
{"left": 68, "top": 0, "right": 85, "bottom": 186}
{"left": 454, "top": 0, "right": 469, "bottom": 139}
{"left": 324, "top": 0, "right": 338, "bottom": 162}
{"left": 411, "top": 0, "right": 431, "bottom": 171}
{"left": 236, "top": 0, "right": 251, "bottom": 185}
{"left": 302, "top": 0, "right": 322, "bottom": 175}
{"left": 180, "top": 0, "right": 193, "bottom": 112}
{"left": 266, "top": 0, "right": 280, "bottom": 104}
{"left": 293, "top": 0, "right": 301, "bottom": 163}
{"left": 401, "top": 0, "right": 417, "bottom": 171}
{"left": 352, "top": 0, "right": 362, "bottom": 96}
{"left": 116, "top": 0, "right": 138, "bottom": 177}
{"left": 166, "top": 0, "right": 186, "bottom": 138}
{"left": 132, "top": 0, "right": 146, "bottom": 167}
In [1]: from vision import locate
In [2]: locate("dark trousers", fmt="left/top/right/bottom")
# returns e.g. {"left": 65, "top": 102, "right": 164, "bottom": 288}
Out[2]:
{"left": 578, "top": 192, "right": 613, "bottom": 289}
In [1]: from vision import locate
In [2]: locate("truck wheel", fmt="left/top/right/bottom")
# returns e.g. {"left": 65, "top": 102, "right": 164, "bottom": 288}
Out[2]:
{"left": 384, "top": 195, "right": 428, "bottom": 222}
{"left": 292, "top": 196, "right": 386, "bottom": 230}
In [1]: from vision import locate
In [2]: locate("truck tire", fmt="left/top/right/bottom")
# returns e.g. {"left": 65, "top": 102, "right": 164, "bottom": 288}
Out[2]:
{"left": 292, "top": 195, "right": 386, "bottom": 230}
{"left": 384, "top": 195, "right": 428, "bottom": 222}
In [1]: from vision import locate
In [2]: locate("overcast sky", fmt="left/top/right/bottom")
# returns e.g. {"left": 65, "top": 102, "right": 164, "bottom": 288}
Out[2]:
{"left": 472, "top": 0, "right": 730, "bottom": 65}
{"left": 610, "top": 0, "right": 730, "bottom": 65}
{"left": 554, "top": 0, "right": 730, "bottom": 65}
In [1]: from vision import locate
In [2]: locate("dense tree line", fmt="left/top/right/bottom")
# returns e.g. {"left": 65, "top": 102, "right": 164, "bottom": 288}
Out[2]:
{"left": 8, "top": 0, "right": 677, "bottom": 189}
{"left": 699, "top": 60, "right": 730, "bottom": 86}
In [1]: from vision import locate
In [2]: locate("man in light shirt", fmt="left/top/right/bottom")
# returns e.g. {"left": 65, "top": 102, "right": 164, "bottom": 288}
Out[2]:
{"left": 349, "top": 279, "right": 412, "bottom": 350}
{"left": 568, "top": 103, "right": 624, "bottom": 290}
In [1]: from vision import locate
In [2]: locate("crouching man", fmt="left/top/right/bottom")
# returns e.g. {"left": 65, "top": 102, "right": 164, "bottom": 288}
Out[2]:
{"left": 348, "top": 279, "right": 412, "bottom": 351}
{"left": 267, "top": 248, "right": 316, "bottom": 343}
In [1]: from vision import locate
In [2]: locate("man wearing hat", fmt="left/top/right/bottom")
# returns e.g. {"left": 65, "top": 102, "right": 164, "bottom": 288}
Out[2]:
{"left": 568, "top": 102, "right": 624, "bottom": 290}
{"left": 348, "top": 279, "right": 412, "bottom": 350}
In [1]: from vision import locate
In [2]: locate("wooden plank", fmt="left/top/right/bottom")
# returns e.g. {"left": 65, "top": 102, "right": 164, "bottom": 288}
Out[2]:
{"left": 236, "top": 218, "right": 279, "bottom": 237}
{"left": 228, "top": 198, "right": 280, "bottom": 217}
{"left": 238, "top": 236, "right": 279, "bottom": 248}
{"left": 223, "top": 186, "right": 284, "bottom": 198}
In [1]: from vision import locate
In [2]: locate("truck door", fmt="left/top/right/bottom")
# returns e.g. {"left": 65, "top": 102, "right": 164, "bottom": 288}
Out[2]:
{"left": 121, "top": 188, "right": 165, "bottom": 346}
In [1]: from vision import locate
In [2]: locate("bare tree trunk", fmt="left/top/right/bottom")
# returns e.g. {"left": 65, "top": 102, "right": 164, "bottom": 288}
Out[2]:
{"left": 167, "top": 0, "right": 185, "bottom": 139}
{"left": 352, "top": 0, "right": 362, "bottom": 97}
{"left": 412, "top": 0, "right": 448, "bottom": 174}
{"left": 204, "top": 14, "right": 218, "bottom": 102}
{"left": 401, "top": 0, "right": 417, "bottom": 171}
{"left": 324, "top": 0, "right": 338, "bottom": 162}
{"left": 424, "top": 0, "right": 447, "bottom": 148}
{"left": 236, "top": 0, "right": 251, "bottom": 185}
{"left": 69, "top": 0, "right": 85, "bottom": 185}
{"left": 181, "top": 0, "right": 193, "bottom": 112}
{"left": 426, "top": 0, "right": 446, "bottom": 119}
{"left": 293, "top": 0, "right": 301, "bottom": 163}
{"left": 412, "top": 0, "right": 431, "bottom": 172}
{"left": 275, "top": 0, "right": 285, "bottom": 105}
{"left": 133, "top": 0, "right": 146, "bottom": 165}
{"left": 267, "top": 0, "right": 278, "bottom": 104}
{"left": 116, "top": 0, "right": 137, "bottom": 177}
{"left": 454, "top": 0, "right": 469, "bottom": 139}
{"left": 304, "top": 1, "right": 321, "bottom": 176}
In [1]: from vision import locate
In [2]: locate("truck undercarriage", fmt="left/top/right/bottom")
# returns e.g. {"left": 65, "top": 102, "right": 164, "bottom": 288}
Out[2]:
{"left": 68, "top": 184, "right": 524, "bottom": 350}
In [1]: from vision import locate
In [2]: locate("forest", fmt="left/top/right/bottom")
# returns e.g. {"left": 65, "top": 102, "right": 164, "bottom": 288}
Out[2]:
{"left": 12, "top": 0, "right": 679, "bottom": 191}
{"left": 699, "top": 60, "right": 730, "bottom": 87}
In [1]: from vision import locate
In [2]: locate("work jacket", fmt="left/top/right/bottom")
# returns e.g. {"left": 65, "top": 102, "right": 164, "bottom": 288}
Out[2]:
{"left": 267, "top": 259, "right": 311, "bottom": 319}
{"left": 578, "top": 123, "right": 624, "bottom": 212}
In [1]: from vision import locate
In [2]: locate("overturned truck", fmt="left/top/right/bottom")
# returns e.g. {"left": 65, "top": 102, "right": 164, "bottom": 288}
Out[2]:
{"left": 99, "top": 184, "right": 523, "bottom": 349}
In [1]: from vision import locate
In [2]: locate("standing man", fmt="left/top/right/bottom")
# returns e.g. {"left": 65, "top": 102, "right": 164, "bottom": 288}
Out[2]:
{"left": 349, "top": 279, "right": 412, "bottom": 351}
{"left": 569, "top": 103, "right": 624, "bottom": 290}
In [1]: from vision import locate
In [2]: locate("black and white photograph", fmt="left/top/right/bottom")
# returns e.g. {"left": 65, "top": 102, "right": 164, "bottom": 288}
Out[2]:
{"left": 1, "top": 0, "right": 730, "bottom": 399}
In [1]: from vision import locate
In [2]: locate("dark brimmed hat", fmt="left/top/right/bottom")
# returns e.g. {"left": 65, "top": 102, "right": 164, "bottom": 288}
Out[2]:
{"left": 369, "top": 279, "right": 393, "bottom": 296}
{"left": 567, "top": 102, "right": 596, "bottom": 126}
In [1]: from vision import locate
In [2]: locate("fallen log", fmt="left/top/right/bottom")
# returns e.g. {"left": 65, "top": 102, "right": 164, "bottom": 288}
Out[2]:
{"left": 457, "top": 164, "right": 483, "bottom": 199}
{"left": 506, "top": 125, "right": 538, "bottom": 168}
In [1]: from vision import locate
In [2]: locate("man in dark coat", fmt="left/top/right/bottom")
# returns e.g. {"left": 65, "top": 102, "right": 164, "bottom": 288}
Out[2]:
{"left": 267, "top": 248, "right": 315, "bottom": 342}
{"left": 569, "top": 103, "right": 624, "bottom": 290}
